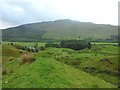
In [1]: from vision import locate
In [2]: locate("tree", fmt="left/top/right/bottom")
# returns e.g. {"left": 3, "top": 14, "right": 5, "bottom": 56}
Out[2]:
{"left": 61, "top": 40, "right": 89, "bottom": 50}
{"left": 45, "top": 43, "right": 60, "bottom": 48}
{"left": 34, "top": 42, "right": 38, "bottom": 48}
{"left": 87, "top": 42, "right": 92, "bottom": 49}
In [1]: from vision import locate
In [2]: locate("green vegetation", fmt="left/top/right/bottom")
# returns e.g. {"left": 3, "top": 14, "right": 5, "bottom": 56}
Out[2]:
{"left": 37, "top": 44, "right": 119, "bottom": 85}
{"left": 2, "top": 19, "right": 119, "bottom": 88}
{"left": 45, "top": 40, "right": 92, "bottom": 50}
{"left": 45, "top": 42, "right": 60, "bottom": 48}
{"left": 2, "top": 19, "right": 118, "bottom": 41}
{"left": 61, "top": 40, "right": 91, "bottom": 50}
{"left": 2, "top": 42, "right": 119, "bottom": 88}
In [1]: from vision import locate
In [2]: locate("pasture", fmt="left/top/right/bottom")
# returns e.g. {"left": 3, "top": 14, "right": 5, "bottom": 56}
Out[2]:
{"left": 2, "top": 41, "right": 119, "bottom": 88}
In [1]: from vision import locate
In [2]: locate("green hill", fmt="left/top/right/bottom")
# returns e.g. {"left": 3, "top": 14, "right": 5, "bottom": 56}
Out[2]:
{"left": 42, "top": 44, "right": 119, "bottom": 86}
{"left": 2, "top": 19, "right": 118, "bottom": 41}
{"left": 2, "top": 43, "right": 116, "bottom": 88}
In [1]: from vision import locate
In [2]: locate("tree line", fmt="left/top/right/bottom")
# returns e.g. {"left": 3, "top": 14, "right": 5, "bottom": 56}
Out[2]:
{"left": 45, "top": 40, "right": 91, "bottom": 50}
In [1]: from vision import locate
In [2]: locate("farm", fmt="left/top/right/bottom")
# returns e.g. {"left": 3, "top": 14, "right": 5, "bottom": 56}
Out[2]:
{"left": 2, "top": 41, "right": 119, "bottom": 88}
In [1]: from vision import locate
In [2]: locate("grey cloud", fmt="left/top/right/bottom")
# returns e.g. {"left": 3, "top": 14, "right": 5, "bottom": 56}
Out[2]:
{"left": 1, "top": 0, "right": 65, "bottom": 26}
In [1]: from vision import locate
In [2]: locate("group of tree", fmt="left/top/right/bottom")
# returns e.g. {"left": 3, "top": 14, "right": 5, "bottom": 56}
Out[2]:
{"left": 45, "top": 42, "right": 60, "bottom": 48}
{"left": 61, "top": 40, "right": 91, "bottom": 50}
{"left": 45, "top": 40, "right": 91, "bottom": 50}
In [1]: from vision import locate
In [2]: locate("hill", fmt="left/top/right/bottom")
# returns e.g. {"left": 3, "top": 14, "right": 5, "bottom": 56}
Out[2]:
{"left": 2, "top": 43, "right": 116, "bottom": 88}
{"left": 2, "top": 19, "right": 118, "bottom": 41}
{"left": 41, "top": 44, "right": 118, "bottom": 86}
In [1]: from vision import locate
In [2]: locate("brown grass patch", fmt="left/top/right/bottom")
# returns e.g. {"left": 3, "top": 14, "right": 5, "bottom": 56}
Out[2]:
{"left": 19, "top": 53, "right": 36, "bottom": 65}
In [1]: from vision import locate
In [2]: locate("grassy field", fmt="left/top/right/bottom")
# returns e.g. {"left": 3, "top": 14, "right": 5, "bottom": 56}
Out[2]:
{"left": 37, "top": 44, "right": 119, "bottom": 85}
{"left": 2, "top": 42, "right": 119, "bottom": 88}
{"left": 91, "top": 42, "right": 118, "bottom": 45}
{"left": 3, "top": 42, "right": 45, "bottom": 47}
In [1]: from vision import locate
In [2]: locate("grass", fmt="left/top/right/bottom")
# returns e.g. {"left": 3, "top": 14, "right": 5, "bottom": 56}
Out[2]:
{"left": 2, "top": 44, "right": 20, "bottom": 57}
{"left": 36, "top": 44, "right": 119, "bottom": 86}
{"left": 2, "top": 57, "right": 116, "bottom": 88}
{"left": 91, "top": 42, "right": 118, "bottom": 45}
{"left": 2, "top": 42, "right": 119, "bottom": 88}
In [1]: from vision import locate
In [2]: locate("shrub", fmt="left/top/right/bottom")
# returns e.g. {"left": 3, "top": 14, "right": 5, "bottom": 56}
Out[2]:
{"left": 19, "top": 53, "right": 36, "bottom": 65}
{"left": 15, "top": 45, "right": 25, "bottom": 50}
{"left": 8, "top": 57, "right": 14, "bottom": 61}
{"left": 10, "top": 42, "right": 14, "bottom": 46}
{"left": 87, "top": 42, "right": 92, "bottom": 49}
{"left": 19, "top": 50, "right": 23, "bottom": 53}
{"left": 45, "top": 43, "right": 60, "bottom": 48}
{"left": 2, "top": 69, "right": 7, "bottom": 75}
{"left": 35, "top": 48, "right": 39, "bottom": 52}
{"left": 41, "top": 46, "right": 45, "bottom": 50}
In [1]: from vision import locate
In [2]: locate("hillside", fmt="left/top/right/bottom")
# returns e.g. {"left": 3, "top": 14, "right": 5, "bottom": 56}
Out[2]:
{"left": 40, "top": 44, "right": 118, "bottom": 86}
{"left": 2, "top": 43, "right": 116, "bottom": 88}
{"left": 2, "top": 19, "right": 118, "bottom": 41}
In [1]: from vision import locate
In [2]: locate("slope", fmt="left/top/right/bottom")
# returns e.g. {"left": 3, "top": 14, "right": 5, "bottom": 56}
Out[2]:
{"left": 2, "top": 58, "right": 116, "bottom": 88}
{"left": 37, "top": 44, "right": 118, "bottom": 86}
{"left": 2, "top": 19, "right": 118, "bottom": 41}
{"left": 2, "top": 43, "right": 116, "bottom": 88}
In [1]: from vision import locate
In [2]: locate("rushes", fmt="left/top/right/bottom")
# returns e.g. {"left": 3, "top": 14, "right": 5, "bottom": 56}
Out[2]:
{"left": 20, "top": 53, "right": 36, "bottom": 65}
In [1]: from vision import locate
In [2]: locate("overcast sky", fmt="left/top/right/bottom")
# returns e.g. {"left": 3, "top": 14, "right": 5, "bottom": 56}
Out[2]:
{"left": 0, "top": 0, "right": 119, "bottom": 29}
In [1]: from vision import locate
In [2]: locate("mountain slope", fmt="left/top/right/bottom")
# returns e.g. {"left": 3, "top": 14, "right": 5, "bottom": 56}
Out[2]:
{"left": 2, "top": 19, "right": 118, "bottom": 41}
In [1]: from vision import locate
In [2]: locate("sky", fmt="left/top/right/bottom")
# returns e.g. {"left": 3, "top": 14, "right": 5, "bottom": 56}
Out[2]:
{"left": 0, "top": 0, "right": 119, "bottom": 29}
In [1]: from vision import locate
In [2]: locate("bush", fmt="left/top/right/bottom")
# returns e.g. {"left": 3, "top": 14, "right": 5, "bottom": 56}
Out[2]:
{"left": 15, "top": 45, "right": 25, "bottom": 50}
{"left": 8, "top": 57, "right": 14, "bottom": 61}
{"left": 2, "top": 69, "right": 7, "bottom": 75}
{"left": 35, "top": 48, "right": 39, "bottom": 52}
{"left": 41, "top": 46, "right": 45, "bottom": 50}
{"left": 45, "top": 43, "right": 60, "bottom": 48}
{"left": 19, "top": 53, "right": 36, "bottom": 65}
{"left": 87, "top": 42, "right": 92, "bottom": 49}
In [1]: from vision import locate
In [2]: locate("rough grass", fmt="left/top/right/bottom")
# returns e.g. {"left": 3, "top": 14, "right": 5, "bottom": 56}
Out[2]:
{"left": 36, "top": 44, "right": 119, "bottom": 86}
{"left": 8, "top": 42, "right": 45, "bottom": 47}
{"left": 2, "top": 42, "right": 118, "bottom": 88}
{"left": 20, "top": 53, "right": 35, "bottom": 65}
{"left": 2, "top": 57, "right": 116, "bottom": 88}
{"left": 2, "top": 44, "right": 20, "bottom": 57}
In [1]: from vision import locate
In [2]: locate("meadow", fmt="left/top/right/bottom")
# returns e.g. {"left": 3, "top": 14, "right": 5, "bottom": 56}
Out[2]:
{"left": 2, "top": 41, "right": 119, "bottom": 88}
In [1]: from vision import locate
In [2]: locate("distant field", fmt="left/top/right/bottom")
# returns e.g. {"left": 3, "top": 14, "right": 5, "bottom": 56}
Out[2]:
{"left": 3, "top": 42, "right": 46, "bottom": 47}
{"left": 4, "top": 41, "right": 118, "bottom": 46}
{"left": 91, "top": 42, "right": 118, "bottom": 45}
{"left": 2, "top": 42, "right": 119, "bottom": 88}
